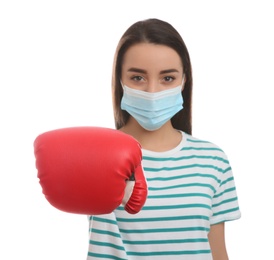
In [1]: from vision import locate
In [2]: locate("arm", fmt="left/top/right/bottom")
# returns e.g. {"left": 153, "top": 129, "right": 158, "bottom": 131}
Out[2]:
{"left": 208, "top": 222, "right": 229, "bottom": 260}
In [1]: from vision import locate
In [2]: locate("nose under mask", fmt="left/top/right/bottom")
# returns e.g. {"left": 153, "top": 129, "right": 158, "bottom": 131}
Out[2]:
{"left": 120, "top": 84, "right": 184, "bottom": 131}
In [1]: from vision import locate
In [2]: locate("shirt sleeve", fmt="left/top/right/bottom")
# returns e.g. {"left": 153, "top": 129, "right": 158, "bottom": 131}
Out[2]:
{"left": 210, "top": 151, "right": 241, "bottom": 225}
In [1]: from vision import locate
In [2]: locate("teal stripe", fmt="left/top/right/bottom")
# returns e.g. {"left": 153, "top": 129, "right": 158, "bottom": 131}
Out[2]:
{"left": 223, "top": 166, "right": 232, "bottom": 174}
{"left": 127, "top": 249, "right": 211, "bottom": 256}
{"left": 120, "top": 226, "right": 210, "bottom": 234}
{"left": 186, "top": 138, "right": 210, "bottom": 143}
{"left": 148, "top": 192, "right": 212, "bottom": 199}
{"left": 116, "top": 215, "right": 209, "bottom": 223}
{"left": 146, "top": 173, "right": 221, "bottom": 183}
{"left": 87, "top": 252, "right": 126, "bottom": 260}
{"left": 212, "top": 207, "right": 240, "bottom": 217}
{"left": 116, "top": 202, "right": 211, "bottom": 212}
{"left": 214, "top": 187, "right": 236, "bottom": 198}
{"left": 123, "top": 238, "right": 208, "bottom": 245}
{"left": 181, "top": 146, "right": 223, "bottom": 152}
{"left": 148, "top": 182, "right": 216, "bottom": 193}
{"left": 92, "top": 216, "right": 117, "bottom": 225}
{"left": 143, "top": 155, "right": 228, "bottom": 163}
{"left": 91, "top": 228, "right": 121, "bottom": 238}
{"left": 212, "top": 197, "right": 238, "bottom": 208}
{"left": 144, "top": 164, "right": 224, "bottom": 173}
{"left": 220, "top": 176, "right": 234, "bottom": 187}
{"left": 89, "top": 240, "right": 125, "bottom": 251}
{"left": 141, "top": 203, "right": 211, "bottom": 211}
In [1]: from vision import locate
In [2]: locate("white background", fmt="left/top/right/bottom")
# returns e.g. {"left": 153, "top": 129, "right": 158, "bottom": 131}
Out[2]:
{"left": 1, "top": 0, "right": 273, "bottom": 259}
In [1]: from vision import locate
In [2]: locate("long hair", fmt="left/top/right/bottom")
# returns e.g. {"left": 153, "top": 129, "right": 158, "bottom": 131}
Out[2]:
{"left": 112, "top": 18, "right": 193, "bottom": 134}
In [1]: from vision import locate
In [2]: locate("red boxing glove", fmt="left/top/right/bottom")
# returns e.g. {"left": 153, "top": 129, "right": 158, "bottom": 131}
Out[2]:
{"left": 34, "top": 127, "right": 147, "bottom": 215}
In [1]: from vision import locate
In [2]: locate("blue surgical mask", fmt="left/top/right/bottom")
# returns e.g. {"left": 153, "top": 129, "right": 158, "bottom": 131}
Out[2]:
{"left": 121, "top": 83, "right": 184, "bottom": 131}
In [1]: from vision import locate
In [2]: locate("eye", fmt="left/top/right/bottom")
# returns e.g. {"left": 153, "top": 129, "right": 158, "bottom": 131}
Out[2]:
{"left": 131, "top": 75, "right": 144, "bottom": 82}
{"left": 163, "top": 76, "right": 175, "bottom": 82}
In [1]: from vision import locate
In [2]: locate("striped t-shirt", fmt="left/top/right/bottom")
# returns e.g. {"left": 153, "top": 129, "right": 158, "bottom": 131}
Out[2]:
{"left": 87, "top": 132, "right": 241, "bottom": 259}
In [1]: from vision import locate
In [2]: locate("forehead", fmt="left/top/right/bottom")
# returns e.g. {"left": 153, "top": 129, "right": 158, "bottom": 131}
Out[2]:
{"left": 122, "top": 43, "right": 183, "bottom": 71}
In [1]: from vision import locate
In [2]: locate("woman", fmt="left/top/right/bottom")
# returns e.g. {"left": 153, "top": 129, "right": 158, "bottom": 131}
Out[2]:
{"left": 87, "top": 18, "right": 241, "bottom": 259}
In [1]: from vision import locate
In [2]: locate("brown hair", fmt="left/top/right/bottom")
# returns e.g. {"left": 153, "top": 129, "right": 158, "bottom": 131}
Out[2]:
{"left": 112, "top": 18, "right": 193, "bottom": 134}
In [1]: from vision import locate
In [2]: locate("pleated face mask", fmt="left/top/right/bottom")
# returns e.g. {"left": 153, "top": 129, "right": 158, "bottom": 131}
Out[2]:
{"left": 121, "top": 82, "right": 184, "bottom": 131}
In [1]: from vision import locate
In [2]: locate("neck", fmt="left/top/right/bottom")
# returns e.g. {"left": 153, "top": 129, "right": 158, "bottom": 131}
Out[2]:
{"left": 119, "top": 117, "right": 182, "bottom": 152}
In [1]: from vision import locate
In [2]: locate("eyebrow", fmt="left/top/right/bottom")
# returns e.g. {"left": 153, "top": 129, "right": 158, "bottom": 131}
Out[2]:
{"left": 127, "top": 67, "right": 180, "bottom": 74}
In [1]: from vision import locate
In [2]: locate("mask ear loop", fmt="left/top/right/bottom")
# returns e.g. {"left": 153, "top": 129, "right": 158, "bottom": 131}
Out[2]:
{"left": 120, "top": 80, "right": 125, "bottom": 94}
{"left": 181, "top": 74, "right": 186, "bottom": 91}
